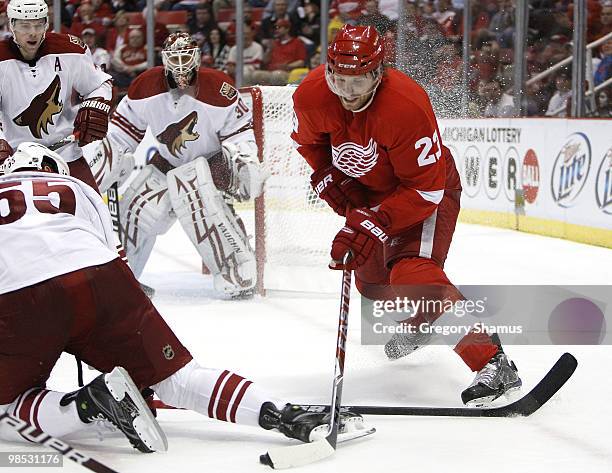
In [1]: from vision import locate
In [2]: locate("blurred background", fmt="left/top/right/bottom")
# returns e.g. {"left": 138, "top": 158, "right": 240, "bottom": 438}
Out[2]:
{"left": 14, "top": 0, "right": 609, "bottom": 119}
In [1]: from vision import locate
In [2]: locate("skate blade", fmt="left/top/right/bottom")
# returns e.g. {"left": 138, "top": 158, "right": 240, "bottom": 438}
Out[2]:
{"left": 310, "top": 417, "right": 376, "bottom": 443}
{"left": 465, "top": 385, "right": 523, "bottom": 408}
{"left": 105, "top": 367, "right": 168, "bottom": 453}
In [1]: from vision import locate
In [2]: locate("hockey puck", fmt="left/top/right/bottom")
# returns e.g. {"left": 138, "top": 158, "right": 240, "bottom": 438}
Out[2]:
{"left": 259, "top": 453, "right": 274, "bottom": 468}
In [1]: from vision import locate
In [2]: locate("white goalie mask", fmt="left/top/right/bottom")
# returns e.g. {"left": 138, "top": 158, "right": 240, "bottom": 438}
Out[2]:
{"left": 3, "top": 142, "right": 70, "bottom": 176}
{"left": 161, "top": 33, "right": 201, "bottom": 89}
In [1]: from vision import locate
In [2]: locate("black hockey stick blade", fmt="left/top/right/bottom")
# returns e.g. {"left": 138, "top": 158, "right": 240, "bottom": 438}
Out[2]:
{"left": 298, "top": 352, "right": 577, "bottom": 418}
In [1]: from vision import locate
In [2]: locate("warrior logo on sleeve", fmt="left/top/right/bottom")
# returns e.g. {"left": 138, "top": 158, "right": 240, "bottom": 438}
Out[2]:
{"left": 13, "top": 75, "right": 64, "bottom": 139}
{"left": 156, "top": 111, "right": 200, "bottom": 158}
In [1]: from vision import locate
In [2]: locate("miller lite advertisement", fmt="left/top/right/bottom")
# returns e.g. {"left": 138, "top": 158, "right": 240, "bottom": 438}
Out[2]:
{"left": 440, "top": 118, "right": 612, "bottom": 247}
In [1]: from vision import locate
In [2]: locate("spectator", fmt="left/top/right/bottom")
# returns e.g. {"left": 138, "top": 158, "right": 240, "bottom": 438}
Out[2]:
{"left": 262, "top": 0, "right": 301, "bottom": 19}
{"left": 110, "top": 26, "right": 148, "bottom": 89}
{"left": 249, "top": 18, "right": 306, "bottom": 85}
{"left": 488, "top": 0, "right": 514, "bottom": 47}
{"left": 90, "top": 0, "right": 114, "bottom": 25}
{"left": 379, "top": 0, "right": 399, "bottom": 21}
{"left": 212, "top": 0, "right": 234, "bottom": 19}
{"left": 259, "top": 0, "right": 301, "bottom": 44}
{"left": 202, "top": 26, "right": 231, "bottom": 71}
{"left": 594, "top": 36, "right": 612, "bottom": 87}
{"left": 0, "top": 6, "right": 11, "bottom": 40}
{"left": 105, "top": 9, "right": 130, "bottom": 52}
{"left": 109, "top": 0, "right": 145, "bottom": 13}
{"left": 226, "top": 23, "right": 264, "bottom": 80}
{"left": 478, "top": 77, "right": 515, "bottom": 117}
{"left": 595, "top": 3, "right": 612, "bottom": 40}
{"left": 70, "top": 0, "right": 106, "bottom": 39}
{"left": 330, "top": 0, "right": 367, "bottom": 24}
{"left": 82, "top": 27, "right": 111, "bottom": 72}
{"left": 432, "top": 0, "right": 456, "bottom": 37}
{"left": 593, "top": 87, "right": 612, "bottom": 117}
{"left": 47, "top": 1, "right": 72, "bottom": 33}
{"left": 545, "top": 68, "right": 572, "bottom": 117}
{"left": 300, "top": 0, "right": 321, "bottom": 49}
{"left": 358, "top": 0, "right": 394, "bottom": 34}
{"left": 189, "top": 3, "right": 217, "bottom": 37}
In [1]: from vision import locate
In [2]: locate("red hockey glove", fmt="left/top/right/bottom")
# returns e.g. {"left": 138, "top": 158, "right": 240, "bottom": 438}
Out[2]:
{"left": 0, "top": 139, "right": 13, "bottom": 166}
{"left": 311, "top": 164, "right": 367, "bottom": 216}
{"left": 73, "top": 98, "right": 112, "bottom": 146}
{"left": 330, "top": 208, "right": 390, "bottom": 270}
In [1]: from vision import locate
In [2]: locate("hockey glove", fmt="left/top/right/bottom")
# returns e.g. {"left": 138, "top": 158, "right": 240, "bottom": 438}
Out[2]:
{"left": 74, "top": 98, "right": 112, "bottom": 146}
{"left": 330, "top": 208, "right": 390, "bottom": 270}
{"left": 0, "top": 140, "right": 13, "bottom": 173}
{"left": 311, "top": 164, "right": 367, "bottom": 216}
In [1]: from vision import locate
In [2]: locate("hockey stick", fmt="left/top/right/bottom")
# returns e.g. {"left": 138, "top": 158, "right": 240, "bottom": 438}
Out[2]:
{"left": 150, "top": 352, "right": 577, "bottom": 419}
{"left": 0, "top": 411, "right": 120, "bottom": 473}
{"left": 49, "top": 134, "right": 77, "bottom": 152}
{"left": 295, "top": 352, "right": 578, "bottom": 418}
{"left": 260, "top": 252, "right": 361, "bottom": 469}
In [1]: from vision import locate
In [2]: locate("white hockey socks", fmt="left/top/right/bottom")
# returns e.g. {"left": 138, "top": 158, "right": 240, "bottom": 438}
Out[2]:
{"left": 152, "top": 360, "right": 284, "bottom": 427}
{"left": 0, "top": 389, "right": 88, "bottom": 442}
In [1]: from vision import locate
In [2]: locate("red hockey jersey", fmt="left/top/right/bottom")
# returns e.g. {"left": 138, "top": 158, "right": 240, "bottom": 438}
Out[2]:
{"left": 291, "top": 65, "right": 461, "bottom": 234}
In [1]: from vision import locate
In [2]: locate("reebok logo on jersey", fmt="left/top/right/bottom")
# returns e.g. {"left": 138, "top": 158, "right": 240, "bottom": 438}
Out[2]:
{"left": 156, "top": 111, "right": 200, "bottom": 157}
{"left": 13, "top": 75, "right": 63, "bottom": 139}
{"left": 332, "top": 138, "right": 379, "bottom": 178}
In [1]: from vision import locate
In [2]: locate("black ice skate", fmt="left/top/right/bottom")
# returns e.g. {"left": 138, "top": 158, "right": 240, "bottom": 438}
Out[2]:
{"left": 384, "top": 323, "right": 434, "bottom": 360}
{"left": 461, "top": 351, "right": 522, "bottom": 407}
{"left": 259, "top": 402, "right": 367, "bottom": 443}
{"left": 60, "top": 367, "right": 167, "bottom": 453}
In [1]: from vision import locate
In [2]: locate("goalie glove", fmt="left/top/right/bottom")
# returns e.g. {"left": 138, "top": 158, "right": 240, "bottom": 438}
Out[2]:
{"left": 74, "top": 98, "right": 112, "bottom": 146}
{"left": 311, "top": 164, "right": 367, "bottom": 216}
{"left": 330, "top": 208, "right": 390, "bottom": 270}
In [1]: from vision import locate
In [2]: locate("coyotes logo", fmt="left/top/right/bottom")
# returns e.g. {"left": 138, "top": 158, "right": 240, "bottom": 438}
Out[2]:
{"left": 13, "top": 75, "right": 63, "bottom": 139}
{"left": 156, "top": 111, "right": 199, "bottom": 157}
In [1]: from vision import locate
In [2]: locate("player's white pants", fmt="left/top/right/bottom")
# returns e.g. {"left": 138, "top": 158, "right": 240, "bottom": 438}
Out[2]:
{"left": 153, "top": 360, "right": 284, "bottom": 427}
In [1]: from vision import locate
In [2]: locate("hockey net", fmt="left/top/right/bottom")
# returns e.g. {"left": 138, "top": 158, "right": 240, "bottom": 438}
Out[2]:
{"left": 245, "top": 86, "right": 344, "bottom": 294}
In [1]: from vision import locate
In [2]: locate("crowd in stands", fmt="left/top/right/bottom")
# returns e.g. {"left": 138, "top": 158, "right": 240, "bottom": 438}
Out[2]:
{"left": 0, "top": 0, "right": 610, "bottom": 117}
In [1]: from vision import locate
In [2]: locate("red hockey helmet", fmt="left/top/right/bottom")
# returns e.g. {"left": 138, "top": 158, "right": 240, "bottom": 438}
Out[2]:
{"left": 327, "top": 25, "right": 385, "bottom": 76}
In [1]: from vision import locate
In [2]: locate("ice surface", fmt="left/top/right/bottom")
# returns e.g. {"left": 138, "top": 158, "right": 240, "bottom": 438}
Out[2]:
{"left": 3, "top": 222, "right": 611, "bottom": 472}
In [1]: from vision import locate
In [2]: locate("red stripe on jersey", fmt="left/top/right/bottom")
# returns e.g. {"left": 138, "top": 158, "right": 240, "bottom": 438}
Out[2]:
{"left": 30, "top": 390, "right": 48, "bottom": 430}
{"left": 208, "top": 370, "right": 230, "bottom": 418}
{"left": 111, "top": 119, "right": 141, "bottom": 143}
{"left": 113, "top": 112, "right": 146, "bottom": 135}
{"left": 229, "top": 380, "right": 252, "bottom": 423}
{"left": 215, "top": 373, "right": 244, "bottom": 422}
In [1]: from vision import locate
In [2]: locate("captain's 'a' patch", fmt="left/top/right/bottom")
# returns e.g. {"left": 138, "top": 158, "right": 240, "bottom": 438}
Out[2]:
{"left": 219, "top": 82, "right": 238, "bottom": 100}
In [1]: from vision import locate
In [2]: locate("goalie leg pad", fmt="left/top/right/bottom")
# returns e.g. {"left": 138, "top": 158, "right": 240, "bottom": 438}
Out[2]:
{"left": 167, "top": 157, "right": 256, "bottom": 296}
{"left": 85, "top": 136, "right": 135, "bottom": 193}
{"left": 120, "top": 164, "right": 174, "bottom": 277}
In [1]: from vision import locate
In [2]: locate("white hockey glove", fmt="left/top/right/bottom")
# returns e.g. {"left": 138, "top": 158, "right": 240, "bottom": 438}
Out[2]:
{"left": 220, "top": 141, "right": 268, "bottom": 202}
{"left": 86, "top": 137, "right": 135, "bottom": 193}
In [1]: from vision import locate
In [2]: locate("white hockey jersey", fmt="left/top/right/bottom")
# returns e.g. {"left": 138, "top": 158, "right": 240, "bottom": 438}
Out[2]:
{"left": 0, "top": 33, "right": 112, "bottom": 163}
{"left": 108, "top": 66, "right": 255, "bottom": 168}
{"left": 0, "top": 171, "right": 118, "bottom": 295}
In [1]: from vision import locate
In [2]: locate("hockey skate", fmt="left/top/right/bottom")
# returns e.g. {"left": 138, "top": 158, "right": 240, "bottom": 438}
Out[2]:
{"left": 60, "top": 367, "right": 167, "bottom": 453}
{"left": 461, "top": 351, "right": 522, "bottom": 407}
{"left": 259, "top": 402, "right": 369, "bottom": 443}
{"left": 384, "top": 323, "right": 434, "bottom": 360}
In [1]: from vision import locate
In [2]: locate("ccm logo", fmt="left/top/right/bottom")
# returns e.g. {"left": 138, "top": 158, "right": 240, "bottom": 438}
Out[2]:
{"left": 360, "top": 219, "right": 388, "bottom": 243}
{"left": 315, "top": 173, "right": 333, "bottom": 195}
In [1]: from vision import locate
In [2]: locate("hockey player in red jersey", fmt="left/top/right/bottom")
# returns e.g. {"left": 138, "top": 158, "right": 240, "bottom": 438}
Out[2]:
{"left": 88, "top": 32, "right": 267, "bottom": 298}
{"left": 291, "top": 25, "right": 522, "bottom": 406}
{"left": 0, "top": 142, "right": 364, "bottom": 451}
{"left": 0, "top": 0, "right": 112, "bottom": 190}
